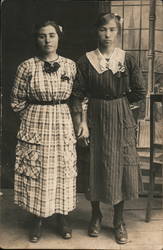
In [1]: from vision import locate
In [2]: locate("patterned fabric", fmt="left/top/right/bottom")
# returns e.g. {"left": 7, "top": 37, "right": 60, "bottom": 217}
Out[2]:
{"left": 11, "top": 56, "right": 77, "bottom": 217}
{"left": 74, "top": 51, "right": 146, "bottom": 205}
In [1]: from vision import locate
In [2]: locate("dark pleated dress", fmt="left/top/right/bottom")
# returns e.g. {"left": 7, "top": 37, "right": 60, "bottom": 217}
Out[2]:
{"left": 74, "top": 51, "right": 146, "bottom": 205}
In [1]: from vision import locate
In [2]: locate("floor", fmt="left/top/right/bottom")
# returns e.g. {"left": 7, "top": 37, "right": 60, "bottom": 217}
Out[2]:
{"left": 0, "top": 189, "right": 163, "bottom": 250}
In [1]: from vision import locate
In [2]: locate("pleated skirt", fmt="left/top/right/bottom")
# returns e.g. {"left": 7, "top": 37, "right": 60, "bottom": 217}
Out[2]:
{"left": 86, "top": 96, "right": 143, "bottom": 205}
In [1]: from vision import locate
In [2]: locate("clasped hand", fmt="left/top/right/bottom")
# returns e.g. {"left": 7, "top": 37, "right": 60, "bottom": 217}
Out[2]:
{"left": 77, "top": 121, "right": 90, "bottom": 147}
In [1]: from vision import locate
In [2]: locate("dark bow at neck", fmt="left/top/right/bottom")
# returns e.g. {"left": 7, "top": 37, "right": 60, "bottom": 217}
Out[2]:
{"left": 44, "top": 61, "right": 60, "bottom": 74}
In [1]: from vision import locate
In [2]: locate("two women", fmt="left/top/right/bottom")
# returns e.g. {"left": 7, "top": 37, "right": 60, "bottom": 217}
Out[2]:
{"left": 11, "top": 21, "right": 77, "bottom": 242}
{"left": 74, "top": 13, "right": 145, "bottom": 244}
{"left": 11, "top": 13, "right": 145, "bottom": 245}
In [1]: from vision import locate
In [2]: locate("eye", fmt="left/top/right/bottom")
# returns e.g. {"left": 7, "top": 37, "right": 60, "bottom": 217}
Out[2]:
{"left": 49, "top": 32, "right": 58, "bottom": 38}
{"left": 38, "top": 34, "right": 45, "bottom": 39}
{"left": 98, "top": 27, "right": 106, "bottom": 32}
{"left": 50, "top": 33, "right": 56, "bottom": 38}
{"left": 110, "top": 28, "right": 117, "bottom": 32}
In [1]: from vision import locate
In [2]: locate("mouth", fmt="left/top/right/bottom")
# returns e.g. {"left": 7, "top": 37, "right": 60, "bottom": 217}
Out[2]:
{"left": 105, "top": 40, "right": 112, "bottom": 43}
{"left": 45, "top": 45, "right": 53, "bottom": 48}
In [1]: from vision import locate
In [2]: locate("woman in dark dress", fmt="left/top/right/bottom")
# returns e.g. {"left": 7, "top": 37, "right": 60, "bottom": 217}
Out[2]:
{"left": 73, "top": 13, "right": 146, "bottom": 244}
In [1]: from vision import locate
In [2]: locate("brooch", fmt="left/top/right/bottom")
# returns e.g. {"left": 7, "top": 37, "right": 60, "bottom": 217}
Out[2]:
{"left": 115, "top": 62, "right": 127, "bottom": 78}
{"left": 118, "top": 62, "right": 126, "bottom": 72}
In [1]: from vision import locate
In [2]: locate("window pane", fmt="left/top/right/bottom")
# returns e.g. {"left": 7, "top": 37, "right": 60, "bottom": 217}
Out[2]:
{"left": 141, "top": 30, "right": 149, "bottom": 50}
{"left": 111, "top": 6, "right": 123, "bottom": 17}
{"left": 154, "top": 53, "right": 163, "bottom": 94}
{"left": 156, "top": 0, "right": 163, "bottom": 5}
{"left": 141, "top": 0, "right": 150, "bottom": 3}
{"left": 155, "top": 31, "right": 163, "bottom": 51}
{"left": 111, "top": 1, "right": 123, "bottom": 6}
{"left": 142, "top": 5, "right": 149, "bottom": 28}
{"left": 123, "top": 30, "right": 140, "bottom": 49}
{"left": 124, "top": 6, "right": 140, "bottom": 29}
{"left": 155, "top": 52, "right": 163, "bottom": 72}
{"left": 153, "top": 102, "right": 163, "bottom": 145}
{"left": 124, "top": 1, "right": 142, "bottom": 5}
{"left": 153, "top": 146, "right": 163, "bottom": 163}
{"left": 156, "top": 5, "right": 163, "bottom": 29}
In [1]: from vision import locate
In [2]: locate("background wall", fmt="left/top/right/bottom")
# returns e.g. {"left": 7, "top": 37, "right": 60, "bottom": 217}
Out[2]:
{"left": 1, "top": 0, "right": 163, "bottom": 194}
{"left": 1, "top": 0, "right": 101, "bottom": 189}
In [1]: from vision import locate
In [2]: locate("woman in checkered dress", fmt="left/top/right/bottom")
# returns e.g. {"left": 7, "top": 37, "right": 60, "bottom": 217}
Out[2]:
{"left": 11, "top": 20, "right": 77, "bottom": 242}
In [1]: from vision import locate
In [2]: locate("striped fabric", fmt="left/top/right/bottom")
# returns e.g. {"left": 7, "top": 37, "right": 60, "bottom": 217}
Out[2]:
{"left": 74, "top": 51, "right": 146, "bottom": 205}
{"left": 11, "top": 56, "right": 77, "bottom": 217}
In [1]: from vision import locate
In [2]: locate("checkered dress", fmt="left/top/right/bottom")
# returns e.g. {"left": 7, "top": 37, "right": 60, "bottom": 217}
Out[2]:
{"left": 11, "top": 56, "right": 77, "bottom": 217}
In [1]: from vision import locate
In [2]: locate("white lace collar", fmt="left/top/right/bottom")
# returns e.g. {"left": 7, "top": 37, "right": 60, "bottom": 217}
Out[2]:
{"left": 86, "top": 48, "right": 126, "bottom": 74}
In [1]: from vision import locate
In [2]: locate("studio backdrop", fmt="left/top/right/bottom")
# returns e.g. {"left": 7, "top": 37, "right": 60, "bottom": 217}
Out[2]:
{"left": 1, "top": 0, "right": 163, "bottom": 194}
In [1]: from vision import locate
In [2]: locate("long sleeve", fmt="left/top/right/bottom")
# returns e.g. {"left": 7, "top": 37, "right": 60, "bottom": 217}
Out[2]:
{"left": 126, "top": 53, "right": 146, "bottom": 104}
{"left": 72, "top": 56, "right": 89, "bottom": 112}
{"left": 70, "top": 56, "right": 89, "bottom": 113}
{"left": 11, "top": 61, "right": 31, "bottom": 113}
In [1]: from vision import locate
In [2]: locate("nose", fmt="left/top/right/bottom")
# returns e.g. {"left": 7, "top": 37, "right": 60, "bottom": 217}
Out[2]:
{"left": 105, "top": 29, "right": 111, "bottom": 38}
{"left": 45, "top": 35, "right": 50, "bottom": 43}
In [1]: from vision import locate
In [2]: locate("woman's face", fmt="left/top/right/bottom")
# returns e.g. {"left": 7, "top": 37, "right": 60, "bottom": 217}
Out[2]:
{"left": 97, "top": 19, "right": 118, "bottom": 48}
{"left": 36, "top": 25, "right": 59, "bottom": 54}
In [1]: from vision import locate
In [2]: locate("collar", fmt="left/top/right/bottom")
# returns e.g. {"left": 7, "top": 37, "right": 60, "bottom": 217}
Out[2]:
{"left": 86, "top": 48, "right": 125, "bottom": 74}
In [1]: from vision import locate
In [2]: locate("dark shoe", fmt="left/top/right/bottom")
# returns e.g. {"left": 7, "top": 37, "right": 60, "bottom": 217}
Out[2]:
{"left": 114, "top": 223, "right": 128, "bottom": 244}
{"left": 88, "top": 213, "right": 103, "bottom": 237}
{"left": 29, "top": 217, "right": 42, "bottom": 243}
{"left": 57, "top": 215, "right": 72, "bottom": 239}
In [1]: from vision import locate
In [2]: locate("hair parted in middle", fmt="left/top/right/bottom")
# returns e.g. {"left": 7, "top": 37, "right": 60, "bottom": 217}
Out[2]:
{"left": 33, "top": 20, "right": 63, "bottom": 40}
{"left": 95, "top": 13, "right": 123, "bottom": 36}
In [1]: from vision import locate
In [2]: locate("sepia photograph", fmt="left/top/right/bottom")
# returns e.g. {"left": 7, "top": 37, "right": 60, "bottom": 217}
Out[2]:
{"left": 1, "top": 0, "right": 163, "bottom": 249}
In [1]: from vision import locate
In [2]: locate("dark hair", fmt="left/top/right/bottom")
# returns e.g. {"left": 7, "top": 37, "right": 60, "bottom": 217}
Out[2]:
{"left": 95, "top": 13, "right": 122, "bottom": 36}
{"left": 33, "top": 20, "right": 63, "bottom": 55}
{"left": 34, "top": 20, "right": 63, "bottom": 41}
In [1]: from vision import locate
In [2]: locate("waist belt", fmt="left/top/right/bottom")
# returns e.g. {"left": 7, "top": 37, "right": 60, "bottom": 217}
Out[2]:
{"left": 92, "top": 93, "right": 126, "bottom": 101}
{"left": 28, "top": 99, "right": 69, "bottom": 105}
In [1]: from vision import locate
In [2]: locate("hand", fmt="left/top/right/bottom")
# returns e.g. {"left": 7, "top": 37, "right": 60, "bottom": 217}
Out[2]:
{"left": 77, "top": 121, "right": 90, "bottom": 147}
